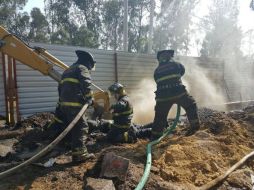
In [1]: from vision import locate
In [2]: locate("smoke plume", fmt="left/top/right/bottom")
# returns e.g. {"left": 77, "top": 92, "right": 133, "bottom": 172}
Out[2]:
{"left": 129, "top": 61, "right": 227, "bottom": 124}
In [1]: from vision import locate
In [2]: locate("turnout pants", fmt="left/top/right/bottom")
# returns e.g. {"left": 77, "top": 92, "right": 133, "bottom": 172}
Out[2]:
{"left": 152, "top": 93, "right": 200, "bottom": 137}
{"left": 47, "top": 105, "right": 89, "bottom": 156}
{"left": 88, "top": 120, "right": 151, "bottom": 143}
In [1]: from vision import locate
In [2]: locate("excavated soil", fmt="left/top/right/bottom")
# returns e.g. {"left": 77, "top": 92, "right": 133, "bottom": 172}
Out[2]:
{"left": 0, "top": 106, "right": 254, "bottom": 190}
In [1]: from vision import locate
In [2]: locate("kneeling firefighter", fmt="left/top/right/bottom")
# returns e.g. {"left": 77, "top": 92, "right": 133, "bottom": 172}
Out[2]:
{"left": 46, "top": 50, "right": 96, "bottom": 162}
{"left": 89, "top": 82, "right": 151, "bottom": 143}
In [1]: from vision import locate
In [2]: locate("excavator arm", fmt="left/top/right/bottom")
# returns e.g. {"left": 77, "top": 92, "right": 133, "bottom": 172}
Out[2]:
{"left": 0, "top": 26, "right": 67, "bottom": 82}
{"left": 0, "top": 25, "right": 110, "bottom": 116}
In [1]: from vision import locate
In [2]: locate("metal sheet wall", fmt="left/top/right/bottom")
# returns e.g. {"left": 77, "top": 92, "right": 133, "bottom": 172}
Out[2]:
{"left": 117, "top": 52, "right": 156, "bottom": 92}
{"left": 0, "top": 53, "right": 5, "bottom": 116}
{"left": 16, "top": 43, "right": 115, "bottom": 117}
{"left": 15, "top": 42, "right": 240, "bottom": 118}
{"left": 224, "top": 60, "right": 254, "bottom": 101}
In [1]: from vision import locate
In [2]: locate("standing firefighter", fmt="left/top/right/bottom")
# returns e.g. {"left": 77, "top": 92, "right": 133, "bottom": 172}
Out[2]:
{"left": 47, "top": 50, "right": 95, "bottom": 162}
{"left": 151, "top": 50, "right": 200, "bottom": 139}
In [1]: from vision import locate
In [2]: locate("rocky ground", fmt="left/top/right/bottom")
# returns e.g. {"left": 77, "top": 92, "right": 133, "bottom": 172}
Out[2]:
{"left": 0, "top": 105, "right": 254, "bottom": 190}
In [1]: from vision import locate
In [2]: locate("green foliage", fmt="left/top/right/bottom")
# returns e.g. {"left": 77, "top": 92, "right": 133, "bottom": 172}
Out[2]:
{"left": 153, "top": 0, "right": 198, "bottom": 54}
{"left": 72, "top": 0, "right": 102, "bottom": 39}
{"left": 29, "top": 8, "right": 49, "bottom": 42}
{"left": 0, "top": 0, "right": 28, "bottom": 31}
{"left": 72, "top": 25, "right": 99, "bottom": 48}
{"left": 128, "top": 0, "right": 150, "bottom": 53}
{"left": 101, "top": 0, "right": 123, "bottom": 50}
{"left": 1, "top": 0, "right": 244, "bottom": 56}
{"left": 200, "top": 0, "right": 242, "bottom": 58}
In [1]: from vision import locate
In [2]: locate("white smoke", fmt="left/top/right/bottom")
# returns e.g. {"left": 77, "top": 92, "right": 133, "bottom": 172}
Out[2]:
{"left": 129, "top": 60, "right": 227, "bottom": 124}
{"left": 129, "top": 79, "right": 156, "bottom": 124}
{"left": 183, "top": 62, "right": 227, "bottom": 110}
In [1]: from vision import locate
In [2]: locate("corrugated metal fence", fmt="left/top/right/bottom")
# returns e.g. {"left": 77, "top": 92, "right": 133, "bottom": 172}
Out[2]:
{"left": 1, "top": 42, "right": 252, "bottom": 118}
{"left": 224, "top": 60, "right": 254, "bottom": 101}
{"left": 16, "top": 43, "right": 116, "bottom": 117}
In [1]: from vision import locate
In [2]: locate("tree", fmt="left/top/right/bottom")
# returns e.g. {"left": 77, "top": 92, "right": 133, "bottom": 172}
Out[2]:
{"left": 72, "top": 25, "right": 99, "bottom": 48}
{"left": 12, "top": 12, "right": 30, "bottom": 39}
{"left": 0, "top": 0, "right": 28, "bottom": 33}
{"left": 101, "top": 0, "right": 124, "bottom": 50}
{"left": 200, "top": 0, "right": 242, "bottom": 59}
{"left": 44, "top": 0, "right": 79, "bottom": 45}
{"left": 153, "top": 0, "right": 199, "bottom": 54}
{"left": 250, "top": 0, "right": 254, "bottom": 10}
{"left": 72, "top": 0, "right": 102, "bottom": 45}
{"left": 128, "top": 0, "right": 150, "bottom": 53}
{"left": 29, "top": 8, "right": 49, "bottom": 42}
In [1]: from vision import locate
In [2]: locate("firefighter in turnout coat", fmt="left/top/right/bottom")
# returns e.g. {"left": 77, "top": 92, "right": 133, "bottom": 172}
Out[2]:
{"left": 47, "top": 50, "right": 96, "bottom": 162}
{"left": 151, "top": 50, "right": 200, "bottom": 139}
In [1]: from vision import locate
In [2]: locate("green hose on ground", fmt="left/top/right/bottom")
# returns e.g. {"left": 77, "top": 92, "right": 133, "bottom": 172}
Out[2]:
{"left": 135, "top": 104, "right": 181, "bottom": 190}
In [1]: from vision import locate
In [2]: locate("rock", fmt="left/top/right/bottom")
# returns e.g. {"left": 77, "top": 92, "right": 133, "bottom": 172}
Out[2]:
{"left": 227, "top": 168, "right": 253, "bottom": 189}
{"left": 100, "top": 152, "right": 129, "bottom": 181}
{"left": 85, "top": 177, "right": 115, "bottom": 190}
{"left": 51, "top": 176, "right": 58, "bottom": 182}
{"left": 195, "top": 131, "right": 210, "bottom": 139}
{"left": 151, "top": 166, "right": 160, "bottom": 174}
{"left": 0, "top": 138, "right": 18, "bottom": 157}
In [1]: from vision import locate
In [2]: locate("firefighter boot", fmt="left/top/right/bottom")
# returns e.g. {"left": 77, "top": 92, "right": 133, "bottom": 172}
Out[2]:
{"left": 72, "top": 148, "right": 95, "bottom": 163}
{"left": 185, "top": 121, "right": 200, "bottom": 136}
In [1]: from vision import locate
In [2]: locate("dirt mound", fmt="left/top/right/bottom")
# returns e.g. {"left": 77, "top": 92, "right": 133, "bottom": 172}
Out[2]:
{"left": 15, "top": 112, "right": 54, "bottom": 129}
{"left": 1, "top": 106, "right": 254, "bottom": 189}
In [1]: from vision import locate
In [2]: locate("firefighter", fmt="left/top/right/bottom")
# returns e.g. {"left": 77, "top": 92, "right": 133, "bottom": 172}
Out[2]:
{"left": 47, "top": 50, "right": 95, "bottom": 162}
{"left": 89, "top": 82, "right": 151, "bottom": 143}
{"left": 151, "top": 50, "right": 200, "bottom": 139}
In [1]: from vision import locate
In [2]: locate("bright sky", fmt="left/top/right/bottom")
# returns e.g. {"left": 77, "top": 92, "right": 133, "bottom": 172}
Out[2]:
{"left": 23, "top": 0, "right": 44, "bottom": 13}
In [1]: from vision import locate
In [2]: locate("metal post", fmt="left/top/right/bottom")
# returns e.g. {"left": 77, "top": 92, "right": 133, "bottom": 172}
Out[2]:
{"left": 114, "top": 52, "right": 118, "bottom": 82}
{"left": 123, "top": 0, "right": 128, "bottom": 51}
{"left": 148, "top": 0, "right": 155, "bottom": 54}
{"left": 13, "top": 59, "right": 20, "bottom": 121}
{"left": 2, "top": 53, "right": 9, "bottom": 123}
{"left": 7, "top": 56, "right": 15, "bottom": 125}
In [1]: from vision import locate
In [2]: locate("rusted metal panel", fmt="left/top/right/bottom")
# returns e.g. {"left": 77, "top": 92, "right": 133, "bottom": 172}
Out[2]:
{"left": 0, "top": 53, "right": 6, "bottom": 117}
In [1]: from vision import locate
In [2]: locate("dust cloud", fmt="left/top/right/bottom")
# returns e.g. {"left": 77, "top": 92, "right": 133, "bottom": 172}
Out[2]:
{"left": 129, "top": 61, "right": 227, "bottom": 124}
{"left": 183, "top": 63, "right": 227, "bottom": 110}
{"left": 129, "top": 78, "right": 156, "bottom": 124}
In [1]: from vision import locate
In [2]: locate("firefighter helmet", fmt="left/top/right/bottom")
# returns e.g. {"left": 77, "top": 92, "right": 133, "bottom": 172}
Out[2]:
{"left": 108, "top": 82, "right": 126, "bottom": 95}
{"left": 75, "top": 50, "right": 96, "bottom": 69}
{"left": 157, "top": 50, "right": 174, "bottom": 62}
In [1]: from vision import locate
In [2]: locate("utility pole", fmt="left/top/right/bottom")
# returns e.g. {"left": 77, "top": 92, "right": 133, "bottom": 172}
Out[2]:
{"left": 148, "top": 0, "right": 155, "bottom": 54}
{"left": 123, "top": 0, "right": 128, "bottom": 52}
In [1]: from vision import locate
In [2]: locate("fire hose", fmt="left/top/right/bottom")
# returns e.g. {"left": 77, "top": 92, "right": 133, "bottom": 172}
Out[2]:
{"left": 135, "top": 104, "right": 181, "bottom": 190}
{"left": 0, "top": 104, "right": 89, "bottom": 180}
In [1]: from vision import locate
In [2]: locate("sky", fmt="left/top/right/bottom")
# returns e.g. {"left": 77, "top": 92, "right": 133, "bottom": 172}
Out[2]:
{"left": 23, "top": 0, "right": 44, "bottom": 13}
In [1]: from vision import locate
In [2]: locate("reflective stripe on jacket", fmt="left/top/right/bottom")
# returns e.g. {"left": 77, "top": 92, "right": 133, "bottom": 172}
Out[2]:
{"left": 154, "top": 59, "right": 186, "bottom": 101}
{"left": 58, "top": 63, "right": 92, "bottom": 106}
{"left": 112, "top": 95, "right": 133, "bottom": 128}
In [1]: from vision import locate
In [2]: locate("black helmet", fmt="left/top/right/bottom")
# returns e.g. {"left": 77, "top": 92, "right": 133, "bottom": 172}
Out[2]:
{"left": 75, "top": 50, "right": 96, "bottom": 69}
{"left": 157, "top": 50, "right": 174, "bottom": 61}
{"left": 108, "top": 82, "right": 125, "bottom": 95}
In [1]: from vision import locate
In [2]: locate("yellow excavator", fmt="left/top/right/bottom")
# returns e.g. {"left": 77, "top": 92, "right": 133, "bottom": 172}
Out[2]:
{"left": 0, "top": 25, "right": 111, "bottom": 119}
